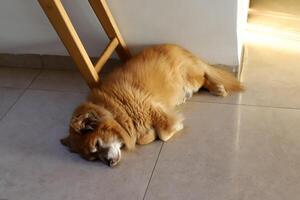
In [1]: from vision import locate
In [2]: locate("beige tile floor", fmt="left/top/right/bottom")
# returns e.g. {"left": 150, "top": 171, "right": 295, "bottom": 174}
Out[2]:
{"left": 1, "top": 35, "right": 300, "bottom": 200}
{"left": 250, "top": 0, "right": 300, "bottom": 17}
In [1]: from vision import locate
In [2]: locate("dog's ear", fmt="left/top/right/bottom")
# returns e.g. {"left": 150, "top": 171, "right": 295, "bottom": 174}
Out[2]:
{"left": 60, "top": 136, "right": 70, "bottom": 147}
{"left": 60, "top": 136, "right": 78, "bottom": 153}
{"left": 70, "top": 111, "right": 100, "bottom": 134}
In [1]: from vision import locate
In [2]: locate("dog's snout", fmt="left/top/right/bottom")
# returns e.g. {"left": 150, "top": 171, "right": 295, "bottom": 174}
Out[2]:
{"left": 108, "top": 158, "right": 114, "bottom": 166}
{"left": 95, "top": 141, "right": 122, "bottom": 167}
{"left": 103, "top": 157, "right": 109, "bottom": 165}
{"left": 104, "top": 158, "right": 118, "bottom": 167}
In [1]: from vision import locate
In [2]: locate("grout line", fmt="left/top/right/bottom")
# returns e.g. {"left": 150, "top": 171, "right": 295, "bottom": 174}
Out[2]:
{"left": 1, "top": 81, "right": 299, "bottom": 118}
{"left": 0, "top": 70, "right": 42, "bottom": 121}
{"left": 0, "top": 86, "right": 28, "bottom": 90}
{"left": 142, "top": 142, "right": 164, "bottom": 200}
{"left": 0, "top": 65, "right": 76, "bottom": 71}
{"left": 38, "top": 67, "right": 77, "bottom": 72}
{"left": 26, "top": 70, "right": 43, "bottom": 89}
{"left": 0, "top": 65, "right": 43, "bottom": 70}
{"left": 188, "top": 99, "right": 300, "bottom": 111}
{"left": 22, "top": 61, "right": 90, "bottom": 94}
{"left": 0, "top": 57, "right": 121, "bottom": 71}
{"left": 25, "top": 87, "right": 89, "bottom": 94}
{"left": 0, "top": 90, "right": 26, "bottom": 121}
{"left": 0, "top": 86, "right": 87, "bottom": 94}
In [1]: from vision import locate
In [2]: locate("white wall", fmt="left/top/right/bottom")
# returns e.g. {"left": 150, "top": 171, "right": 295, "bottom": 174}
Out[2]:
{"left": 237, "top": 0, "right": 250, "bottom": 64}
{"left": 0, "top": 0, "right": 248, "bottom": 66}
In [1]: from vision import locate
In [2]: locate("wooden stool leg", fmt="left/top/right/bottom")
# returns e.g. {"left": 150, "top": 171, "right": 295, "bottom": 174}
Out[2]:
{"left": 88, "top": 0, "right": 131, "bottom": 61}
{"left": 38, "top": 0, "right": 99, "bottom": 88}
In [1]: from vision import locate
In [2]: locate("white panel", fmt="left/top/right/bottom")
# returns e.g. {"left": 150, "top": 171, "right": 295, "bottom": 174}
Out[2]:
{"left": 0, "top": 0, "right": 242, "bottom": 66}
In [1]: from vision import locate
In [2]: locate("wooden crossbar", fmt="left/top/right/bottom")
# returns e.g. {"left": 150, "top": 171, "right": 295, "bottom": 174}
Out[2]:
{"left": 38, "top": 0, "right": 131, "bottom": 88}
{"left": 95, "top": 37, "right": 119, "bottom": 72}
{"left": 88, "top": 0, "right": 131, "bottom": 61}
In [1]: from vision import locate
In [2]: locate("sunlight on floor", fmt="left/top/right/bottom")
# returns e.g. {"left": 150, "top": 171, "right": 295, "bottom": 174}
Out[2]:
{"left": 245, "top": 30, "right": 300, "bottom": 52}
{"left": 245, "top": 8, "right": 300, "bottom": 53}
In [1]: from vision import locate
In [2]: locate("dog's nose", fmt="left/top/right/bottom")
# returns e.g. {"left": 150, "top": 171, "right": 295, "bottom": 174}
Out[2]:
{"left": 105, "top": 158, "right": 118, "bottom": 167}
{"left": 108, "top": 158, "right": 114, "bottom": 166}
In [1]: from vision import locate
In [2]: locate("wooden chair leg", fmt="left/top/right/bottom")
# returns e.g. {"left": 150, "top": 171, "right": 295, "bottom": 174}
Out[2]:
{"left": 88, "top": 0, "right": 131, "bottom": 61}
{"left": 38, "top": 0, "right": 131, "bottom": 89}
{"left": 38, "top": 0, "right": 99, "bottom": 88}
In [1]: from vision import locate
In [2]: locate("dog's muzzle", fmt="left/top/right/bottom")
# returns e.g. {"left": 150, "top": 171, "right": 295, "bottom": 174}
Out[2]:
{"left": 95, "top": 144, "right": 121, "bottom": 167}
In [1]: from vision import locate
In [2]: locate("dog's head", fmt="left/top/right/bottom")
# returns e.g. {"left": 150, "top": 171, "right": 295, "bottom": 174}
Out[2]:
{"left": 61, "top": 103, "right": 134, "bottom": 167}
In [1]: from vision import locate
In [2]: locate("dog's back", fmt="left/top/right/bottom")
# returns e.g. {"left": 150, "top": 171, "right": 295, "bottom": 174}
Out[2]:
{"left": 101, "top": 44, "right": 242, "bottom": 107}
{"left": 101, "top": 44, "right": 202, "bottom": 106}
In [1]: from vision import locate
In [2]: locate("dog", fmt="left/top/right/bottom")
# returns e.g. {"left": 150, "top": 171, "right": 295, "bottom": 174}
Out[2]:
{"left": 61, "top": 44, "right": 243, "bottom": 167}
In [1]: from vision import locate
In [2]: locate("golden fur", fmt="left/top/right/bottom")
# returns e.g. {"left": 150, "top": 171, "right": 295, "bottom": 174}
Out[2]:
{"left": 61, "top": 44, "right": 243, "bottom": 166}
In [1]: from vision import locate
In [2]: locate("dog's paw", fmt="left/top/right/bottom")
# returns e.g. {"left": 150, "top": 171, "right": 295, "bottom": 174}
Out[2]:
{"left": 210, "top": 84, "right": 228, "bottom": 97}
{"left": 160, "top": 122, "right": 184, "bottom": 142}
{"left": 176, "top": 87, "right": 194, "bottom": 105}
{"left": 184, "top": 87, "right": 193, "bottom": 100}
{"left": 173, "top": 122, "right": 184, "bottom": 132}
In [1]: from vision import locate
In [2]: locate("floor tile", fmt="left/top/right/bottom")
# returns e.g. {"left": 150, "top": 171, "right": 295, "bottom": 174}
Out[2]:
{"left": 240, "top": 43, "right": 300, "bottom": 109}
{"left": 191, "top": 39, "right": 300, "bottom": 109}
{"left": 0, "top": 90, "right": 161, "bottom": 200}
{"left": 0, "top": 87, "right": 23, "bottom": 119}
{"left": 191, "top": 91, "right": 242, "bottom": 105}
{"left": 144, "top": 102, "right": 300, "bottom": 200}
{"left": 0, "top": 66, "right": 40, "bottom": 88}
{"left": 29, "top": 69, "right": 89, "bottom": 92}
{"left": 250, "top": 0, "right": 300, "bottom": 17}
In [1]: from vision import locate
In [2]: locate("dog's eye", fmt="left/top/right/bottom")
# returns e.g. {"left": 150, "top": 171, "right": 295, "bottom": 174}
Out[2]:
{"left": 80, "top": 119, "right": 98, "bottom": 134}
{"left": 85, "top": 153, "right": 98, "bottom": 161}
{"left": 95, "top": 140, "right": 100, "bottom": 149}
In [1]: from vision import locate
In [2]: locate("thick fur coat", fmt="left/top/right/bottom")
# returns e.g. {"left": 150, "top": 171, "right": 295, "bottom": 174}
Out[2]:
{"left": 61, "top": 44, "right": 243, "bottom": 167}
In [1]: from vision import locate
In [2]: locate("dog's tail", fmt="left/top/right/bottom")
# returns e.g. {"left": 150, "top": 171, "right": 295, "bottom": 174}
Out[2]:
{"left": 205, "top": 65, "right": 244, "bottom": 92}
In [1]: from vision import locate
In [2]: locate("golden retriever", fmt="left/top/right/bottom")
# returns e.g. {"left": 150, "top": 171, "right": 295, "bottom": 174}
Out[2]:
{"left": 61, "top": 44, "right": 243, "bottom": 167}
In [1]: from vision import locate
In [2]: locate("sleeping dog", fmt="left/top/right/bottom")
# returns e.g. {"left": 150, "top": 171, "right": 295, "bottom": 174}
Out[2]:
{"left": 61, "top": 44, "right": 243, "bottom": 167}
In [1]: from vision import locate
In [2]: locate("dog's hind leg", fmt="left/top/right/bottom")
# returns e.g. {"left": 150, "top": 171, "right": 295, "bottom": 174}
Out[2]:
{"left": 184, "top": 63, "right": 241, "bottom": 97}
{"left": 175, "top": 45, "right": 242, "bottom": 97}
{"left": 203, "top": 66, "right": 243, "bottom": 96}
{"left": 203, "top": 78, "right": 228, "bottom": 97}
{"left": 151, "top": 104, "right": 184, "bottom": 142}
{"left": 180, "top": 66, "right": 205, "bottom": 103}
{"left": 185, "top": 72, "right": 205, "bottom": 94}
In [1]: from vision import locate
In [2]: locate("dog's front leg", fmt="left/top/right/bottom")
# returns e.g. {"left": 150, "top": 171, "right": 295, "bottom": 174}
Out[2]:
{"left": 136, "top": 128, "right": 156, "bottom": 145}
{"left": 151, "top": 106, "right": 184, "bottom": 142}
